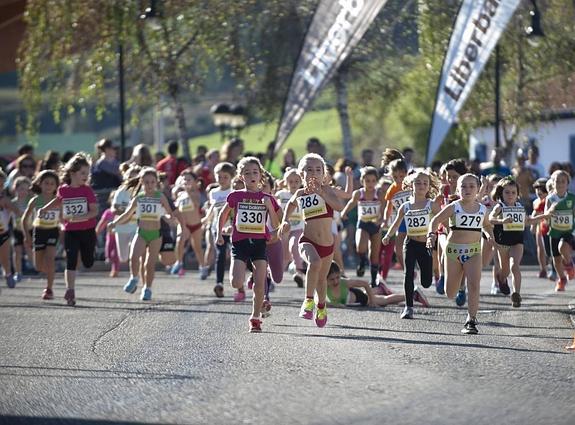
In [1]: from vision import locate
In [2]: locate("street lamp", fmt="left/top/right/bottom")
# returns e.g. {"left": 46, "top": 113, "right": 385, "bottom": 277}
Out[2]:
{"left": 210, "top": 103, "right": 247, "bottom": 141}
{"left": 525, "top": 0, "right": 545, "bottom": 46}
{"left": 140, "top": 0, "right": 162, "bottom": 30}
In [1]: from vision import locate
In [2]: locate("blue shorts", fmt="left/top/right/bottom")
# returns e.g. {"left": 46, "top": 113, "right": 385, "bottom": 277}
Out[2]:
{"left": 398, "top": 219, "right": 407, "bottom": 234}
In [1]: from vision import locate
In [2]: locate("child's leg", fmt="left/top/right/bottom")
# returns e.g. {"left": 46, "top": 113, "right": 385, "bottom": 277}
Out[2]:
{"left": 315, "top": 254, "right": 334, "bottom": 306}
{"left": 482, "top": 237, "right": 494, "bottom": 268}
{"left": 44, "top": 246, "right": 56, "bottom": 290}
{"left": 355, "top": 229, "right": 369, "bottom": 271}
{"left": 463, "top": 255, "right": 482, "bottom": 319}
{"left": 79, "top": 230, "right": 96, "bottom": 270}
{"left": 510, "top": 244, "right": 524, "bottom": 293}
{"left": 535, "top": 230, "right": 547, "bottom": 274}
{"left": 34, "top": 250, "right": 45, "bottom": 273}
{"left": 204, "top": 228, "right": 215, "bottom": 270}
{"left": 379, "top": 241, "right": 394, "bottom": 279}
{"left": 189, "top": 229, "right": 205, "bottom": 268}
{"left": 230, "top": 257, "right": 247, "bottom": 290}
{"left": 215, "top": 235, "right": 229, "bottom": 283}
{"left": 551, "top": 238, "right": 566, "bottom": 279}
{"left": 374, "top": 293, "right": 405, "bottom": 306}
{"left": 369, "top": 232, "right": 381, "bottom": 286}
{"left": 415, "top": 242, "right": 433, "bottom": 289}
{"left": 143, "top": 239, "right": 162, "bottom": 288}
{"left": 175, "top": 226, "right": 189, "bottom": 264}
{"left": 282, "top": 233, "right": 291, "bottom": 270}
{"left": 129, "top": 236, "right": 147, "bottom": 279}
{"left": 395, "top": 232, "right": 406, "bottom": 269}
{"left": 0, "top": 239, "right": 11, "bottom": 277}
{"left": 14, "top": 244, "right": 22, "bottom": 275}
{"left": 266, "top": 239, "right": 283, "bottom": 284}
{"left": 402, "top": 239, "right": 417, "bottom": 307}
{"left": 64, "top": 231, "right": 80, "bottom": 289}
{"left": 251, "top": 259, "right": 267, "bottom": 318}
{"left": 497, "top": 246, "right": 511, "bottom": 281}
{"left": 445, "top": 258, "right": 465, "bottom": 299}
{"left": 559, "top": 239, "right": 573, "bottom": 266}
{"left": 299, "top": 243, "right": 321, "bottom": 299}
{"left": 289, "top": 230, "right": 305, "bottom": 272}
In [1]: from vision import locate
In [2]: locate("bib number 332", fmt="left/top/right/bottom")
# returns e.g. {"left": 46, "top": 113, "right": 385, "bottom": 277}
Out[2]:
{"left": 63, "top": 198, "right": 87, "bottom": 219}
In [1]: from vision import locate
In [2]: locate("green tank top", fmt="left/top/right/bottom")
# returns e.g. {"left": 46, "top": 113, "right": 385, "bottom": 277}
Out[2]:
{"left": 327, "top": 279, "right": 348, "bottom": 305}
{"left": 548, "top": 192, "right": 575, "bottom": 238}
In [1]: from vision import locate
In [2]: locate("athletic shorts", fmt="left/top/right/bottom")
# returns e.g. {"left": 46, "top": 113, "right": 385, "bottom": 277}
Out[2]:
{"left": 13, "top": 229, "right": 26, "bottom": 246}
{"left": 494, "top": 227, "right": 524, "bottom": 247}
{"left": 160, "top": 234, "right": 175, "bottom": 252}
{"left": 0, "top": 231, "right": 11, "bottom": 246}
{"left": 231, "top": 238, "right": 267, "bottom": 263}
{"left": 398, "top": 219, "right": 407, "bottom": 234}
{"left": 358, "top": 221, "right": 380, "bottom": 236}
{"left": 550, "top": 234, "right": 574, "bottom": 257}
{"left": 33, "top": 227, "right": 59, "bottom": 251}
{"left": 348, "top": 287, "right": 368, "bottom": 306}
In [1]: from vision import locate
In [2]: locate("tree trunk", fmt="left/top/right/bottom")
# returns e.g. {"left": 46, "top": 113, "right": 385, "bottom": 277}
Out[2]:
{"left": 334, "top": 66, "right": 353, "bottom": 160}
{"left": 170, "top": 88, "right": 191, "bottom": 161}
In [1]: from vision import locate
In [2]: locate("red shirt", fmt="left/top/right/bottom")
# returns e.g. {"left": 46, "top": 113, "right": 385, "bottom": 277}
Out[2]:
{"left": 57, "top": 184, "right": 97, "bottom": 231}
{"left": 226, "top": 190, "right": 280, "bottom": 242}
{"left": 156, "top": 156, "right": 188, "bottom": 186}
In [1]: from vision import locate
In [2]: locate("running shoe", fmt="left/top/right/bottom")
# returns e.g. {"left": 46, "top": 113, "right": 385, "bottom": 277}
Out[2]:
{"left": 548, "top": 270, "right": 557, "bottom": 281}
{"left": 249, "top": 317, "right": 262, "bottom": 333}
{"left": 293, "top": 273, "right": 304, "bottom": 288}
{"left": 436, "top": 275, "right": 445, "bottom": 295}
{"left": 490, "top": 280, "right": 500, "bottom": 295}
{"left": 413, "top": 288, "right": 430, "bottom": 307}
{"left": 461, "top": 318, "right": 479, "bottom": 335}
{"left": 538, "top": 270, "right": 547, "bottom": 279}
{"left": 400, "top": 306, "right": 413, "bottom": 319}
{"left": 213, "top": 283, "right": 224, "bottom": 298}
{"left": 356, "top": 263, "right": 365, "bottom": 277}
{"left": 64, "top": 289, "right": 76, "bottom": 306}
{"left": 42, "top": 288, "right": 54, "bottom": 300}
{"left": 141, "top": 287, "right": 152, "bottom": 301}
{"left": 376, "top": 280, "right": 393, "bottom": 296}
{"left": 14, "top": 273, "right": 22, "bottom": 283}
{"left": 455, "top": 289, "right": 466, "bottom": 307}
{"left": 498, "top": 277, "right": 511, "bottom": 295}
{"left": 511, "top": 292, "right": 522, "bottom": 308}
{"left": 315, "top": 306, "right": 327, "bottom": 327}
{"left": 555, "top": 277, "right": 567, "bottom": 292}
{"left": 123, "top": 277, "right": 138, "bottom": 294}
{"left": 261, "top": 300, "right": 272, "bottom": 318}
{"left": 200, "top": 266, "right": 209, "bottom": 280}
{"left": 170, "top": 262, "right": 183, "bottom": 275}
{"left": 177, "top": 266, "right": 185, "bottom": 277}
{"left": 565, "top": 262, "right": 575, "bottom": 280}
{"left": 247, "top": 276, "right": 254, "bottom": 290}
{"left": 233, "top": 290, "right": 246, "bottom": 302}
{"left": 299, "top": 298, "right": 315, "bottom": 320}
{"left": 5, "top": 274, "right": 15, "bottom": 289}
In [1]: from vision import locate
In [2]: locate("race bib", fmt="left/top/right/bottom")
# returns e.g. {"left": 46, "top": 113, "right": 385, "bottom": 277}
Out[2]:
{"left": 405, "top": 209, "right": 431, "bottom": 237}
{"left": 551, "top": 211, "right": 573, "bottom": 232}
{"left": 137, "top": 197, "right": 163, "bottom": 221}
{"left": 33, "top": 209, "right": 60, "bottom": 228}
{"left": 236, "top": 202, "right": 266, "bottom": 234}
{"left": 299, "top": 194, "right": 327, "bottom": 219}
{"left": 62, "top": 197, "right": 88, "bottom": 220}
{"left": 289, "top": 205, "right": 304, "bottom": 228}
{"left": 391, "top": 190, "right": 412, "bottom": 211}
{"left": 502, "top": 206, "right": 525, "bottom": 232}
{"left": 455, "top": 213, "right": 483, "bottom": 230}
{"left": 358, "top": 201, "right": 380, "bottom": 222}
{"left": 178, "top": 196, "right": 194, "bottom": 212}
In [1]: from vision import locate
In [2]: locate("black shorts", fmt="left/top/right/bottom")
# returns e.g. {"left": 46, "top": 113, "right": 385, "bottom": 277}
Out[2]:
{"left": 160, "top": 234, "right": 175, "bottom": 252}
{"left": 0, "top": 231, "right": 10, "bottom": 246}
{"left": 33, "top": 227, "right": 59, "bottom": 251}
{"left": 494, "top": 226, "right": 524, "bottom": 247}
{"left": 358, "top": 221, "right": 380, "bottom": 236}
{"left": 13, "top": 229, "right": 27, "bottom": 247}
{"left": 550, "top": 234, "right": 574, "bottom": 257}
{"left": 543, "top": 234, "right": 551, "bottom": 258}
{"left": 349, "top": 287, "right": 368, "bottom": 306}
{"left": 231, "top": 238, "right": 267, "bottom": 263}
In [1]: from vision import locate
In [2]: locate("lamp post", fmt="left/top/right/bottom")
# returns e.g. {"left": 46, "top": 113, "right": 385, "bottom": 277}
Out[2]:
{"left": 210, "top": 103, "right": 247, "bottom": 141}
{"left": 494, "top": 0, "right": 544, "bottom": 150}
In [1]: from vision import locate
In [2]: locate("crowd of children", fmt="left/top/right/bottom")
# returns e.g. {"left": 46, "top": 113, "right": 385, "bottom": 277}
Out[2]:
{"left": 1, "top": 145, "right": 575, "bottom": 347}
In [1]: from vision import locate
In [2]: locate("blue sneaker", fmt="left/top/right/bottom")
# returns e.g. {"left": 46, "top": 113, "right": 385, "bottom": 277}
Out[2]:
{"left": 14, "top": 273, "right": 22, "bottom": 283}
{"left": 123, "top": 277, "right": 138, "bottom": 294}
{"left": 170, "top": 262, "right": 183, "bottom": 275}
{"left": 455, "top": 289, "right": 466, "bottom": 307}
{"left": 5, "top": 274, "right": 15, "bottom": 289}
{"left": 436, "top": 275, "right": 445, "bottom": 295}
{"left": 141, "top": 287, "right": 152, "bottom": 301}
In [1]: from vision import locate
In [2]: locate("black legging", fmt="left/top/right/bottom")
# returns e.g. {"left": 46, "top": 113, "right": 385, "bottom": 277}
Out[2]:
{"left": 64, "top": 229, "right": 96, "bottom": 271}
{"left": 403, "top": 238, "right": 433, "bottom": 307}
{"left": 215, "top": 235, "right": 230, "bottom": 284}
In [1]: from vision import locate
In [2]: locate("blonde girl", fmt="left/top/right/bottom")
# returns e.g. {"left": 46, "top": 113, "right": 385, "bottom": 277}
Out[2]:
{"left": 279, "top": 153, "right": 343, "bottom": 328}
{"left": 342, "top": 166, "right": 384, "bottom": 288}
{"left": 39, "top": 153, "right": 99, "bottom": 306}
{"left": 109, "top": 167, "right": 184, "bottom": 301}
{"left": 427, "top": 174, "right": 492, "bottom": 334}
{"left": 11, "top": 176, "right": 33, "bottom": 282}
{"left": 383, "top": 170, "right": 440, "bottom": 318}
{"left": 22, "top": 171, "right": 60, "bottom": 299}
{"left": 489, "top": 176, "right": 547, "bottom": 307}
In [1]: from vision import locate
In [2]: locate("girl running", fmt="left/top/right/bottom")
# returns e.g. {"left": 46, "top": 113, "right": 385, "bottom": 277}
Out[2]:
{"left": 489, "top": 177, "right": 547, "bottom": 307}
{"left": 95, "top": 195, "right": 120, "bottom": 277}
{"left": 39, "top": 153, "right": 99, "bottom": 306}
{"left": 532, "top": 178, "right": 551, "bottom": 279}
{"left": 216, "top": 157, "right": 280, "bottom": 333}
{"left": 109, "top": 167, "right": 184, "bottom": 300}
{"left": 11, "top": 176, "right": 33, "bottom": 283}
{"left": 382, "top": 170, "right": 440, "bottom": 318}
{"left": 427, "top": 173, "right": 492, "bottom": 334}
{"left": 481, "top": 174, "right": 502, "bottom": 295}
{"left": 172, "top": 170, "right": 208, "bottom": 279}
{"left": 545, "top": 170, "right": 575, "bottom": 291}
{"left": 342, "top": 166, "right": 384, "bottom": 288}
{"left": 22, "top": 171, "right": 60, "bottom": 299}
{"left": 279, "top": 153, "right": 343, "bottom": 328}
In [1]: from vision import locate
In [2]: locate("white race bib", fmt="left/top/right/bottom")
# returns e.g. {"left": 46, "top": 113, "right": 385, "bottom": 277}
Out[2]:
{"left": 551, "top": 211, "right": 573, "bottom": 232}
{"left": 178, "top": 196, "right": 194, "bottom": 212}
{"left": 33, "top": 209, "right": 60, "bottom": 228}
{"left": 299, "top": 194, "right": 328, "bottom": 219}
{"left": 236, "top": 202, "right": 266, "bottom": 234}
{"left": 137, "top": 197, "right": 163, "bottom": 221}
{"left": 405, "top": 209, "right": 431, "bottom": 237}
{"left": 358, "top": 201, "right": 380, "bottom": 222}
{"left": 454, "top": 213, "right": 483, "bottom": 230}
{"left": 502, "top": 206, "right": 525, "bottom": 232}
{"left": 62, "top": 197, "right": 88, "bottom": 220}
{"left": 391, "top": 190, "right": 412, "bottom": 211}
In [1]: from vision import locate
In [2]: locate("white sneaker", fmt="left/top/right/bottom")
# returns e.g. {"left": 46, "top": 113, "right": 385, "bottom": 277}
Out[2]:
{"left": 490, "top": 280, "right": 500, "bottom": 295}
{"left": 200, "top": 266, "right": 209, "bottom": 280}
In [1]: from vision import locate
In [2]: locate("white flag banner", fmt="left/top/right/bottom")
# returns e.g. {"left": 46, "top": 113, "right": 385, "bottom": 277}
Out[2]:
{"left": 425, "top": 0, "right": 521, "bottom": 165}
{"left": 274, "top": 0, "right": 389, "bottom": 156}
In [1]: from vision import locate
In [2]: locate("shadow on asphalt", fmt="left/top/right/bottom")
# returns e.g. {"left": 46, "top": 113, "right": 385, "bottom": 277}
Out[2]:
{"left": 0, "top": 416, "right": 151, "bottom": 425}
{"left": 0, "top": 365, "right": 196, "bottom": 381}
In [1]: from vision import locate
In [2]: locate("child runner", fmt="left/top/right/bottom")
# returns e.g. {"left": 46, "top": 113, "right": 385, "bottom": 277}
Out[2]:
{"left": 279, "top": 153, "right": 343, "bottom": 328}
{"left": 342, "top": 166, "right": 384, "bottom": 288}
{"left": 39, "top": 153, "right": 99, "bottom": 306}
{"left": 22, "top": 170, "right": 60, "bottom": 299}
{"left": 377, "top": 177, "right": 395, "bottom": 288}
{"left": 95, "top": 196, "right": 120, "bottom": 277}
{"left": 532, "top": 178, "right": 551, "bottom": 279}
{"left": 202, "top": 162, "right": 235, "bottom": 297}
{"left": 326, "top": 261, "right": 428, "bottom": 308}
{"left": 427, "top": 173, "right": 492, "bottom": 334}
{"left": 0, "top": 171, "right": 20, "bottom": 289}
{"left": 481, "top": 174, "right": 502, "bottom": 295}
{"left": 489, "top": 177, "right": 547, "bottom": 307}
{"left": 275, "top": 168, "right": 305, "bottom": 287}
{"left": 216, "top": 157, "right": 280, "bottom": 332}
{"left": 109, "top": 167, "right": 183, "bottom": 301}
{"left": 11, "top": 176, "right": 33, "bottom": 282}
{"left": 382, "top": 169, "right": 439, "bottom": 318}
{"left": 172, "top": 170, "right": 208, "bottom": 279}
{"left": 545, "top": 169, "right": 575, "bottom": 291}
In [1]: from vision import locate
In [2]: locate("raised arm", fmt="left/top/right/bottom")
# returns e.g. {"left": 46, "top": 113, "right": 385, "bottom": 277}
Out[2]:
{"left": 341, "top": 190, "right": 360, "bottom": 219}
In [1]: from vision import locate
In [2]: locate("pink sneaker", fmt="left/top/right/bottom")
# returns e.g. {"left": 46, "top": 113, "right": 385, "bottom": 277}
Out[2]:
{"left": 413, "top": 288, "right": 430, "bottom": 307}
{"left": 247, "top": 276, "right": 254, "bottom": 290}
{"left": 314, "top": 306, "right": 327, "bottom": 328}
{"left": 375, "top": 281, "right": 393, "bottom": 296}
{"left": 249, "top": 317, "right": 262, "bottom": 333}
{"left": 299, "top": 298, "right": 314, "bottom": 320}
{"left": 178, "top": 267, "right": 185, "bottom": 277}
{"left": 234, "top": 290, "right": 246, "bottom": 302}
{"left": 42, "top": 288, "right": 54, "bottom": 300}
{"left": 261, "top": 300, "right": 272, "bottom": 318}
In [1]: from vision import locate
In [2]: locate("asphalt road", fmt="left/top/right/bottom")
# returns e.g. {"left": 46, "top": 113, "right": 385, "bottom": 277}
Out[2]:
{"left": 0, "top": 265, "right": 574, "bottom": 425}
